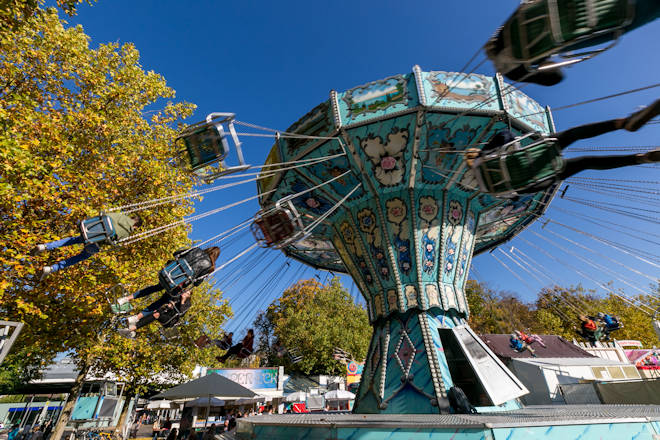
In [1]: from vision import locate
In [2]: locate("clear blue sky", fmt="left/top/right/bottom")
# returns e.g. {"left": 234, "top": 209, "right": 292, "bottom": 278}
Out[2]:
{"left": 66, "top": 1, "right": 660, "bottom": 332}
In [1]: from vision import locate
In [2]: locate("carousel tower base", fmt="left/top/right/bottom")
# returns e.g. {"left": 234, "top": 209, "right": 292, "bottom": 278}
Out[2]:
{"left": 236, "top": 405, "right": 660, "bottom": 440}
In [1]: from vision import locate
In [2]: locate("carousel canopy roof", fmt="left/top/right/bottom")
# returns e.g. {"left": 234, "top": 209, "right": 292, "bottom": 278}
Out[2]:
{"left": 257, "top": 67, "right": 557, "bottom": 273}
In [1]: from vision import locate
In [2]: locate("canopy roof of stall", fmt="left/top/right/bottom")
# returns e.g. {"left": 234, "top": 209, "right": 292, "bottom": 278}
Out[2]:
{"left": 154, "top": 373, "right": 256, "bottom": 400}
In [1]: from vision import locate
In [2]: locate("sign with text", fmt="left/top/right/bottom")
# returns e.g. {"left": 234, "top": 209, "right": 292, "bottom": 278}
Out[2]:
{"left": 207, "top": 368, "right": 279, "bottom": 390}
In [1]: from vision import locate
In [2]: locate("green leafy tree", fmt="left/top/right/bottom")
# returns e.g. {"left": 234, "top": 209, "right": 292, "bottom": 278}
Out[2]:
{"left": 254, "top": 277, "right": 371, "bottom": 376}
{"left": 468, "top": 280, "right": 660, "bottom": 347}
{"left": 466, "top": 280, "right": 533, "bottom": 334}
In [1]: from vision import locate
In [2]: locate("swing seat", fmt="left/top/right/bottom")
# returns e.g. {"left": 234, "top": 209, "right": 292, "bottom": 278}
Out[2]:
{"left": 251, "top": 200, "right": 305, "bottom": 249}
{"left": 489, "top": 0, "right": 633, "bottom": 73}
{"left": 160, "top": 327, "right": 180, "bottom": 340}
{"left": 195, "top": 334, "right": 210, "bottom": 348}
{"left": 156, "top": 301, "right": 185, "bottom": 331}
{"left": 288, "top": 348, "right": 303, "bottom": 364}
{"left": 237, "top": 347, "right": 253, "bottom": 359}
{"left": 217, "top": 340, "right": 232, "bottom": 350}
{"left": 158, "top": 258, "right": 195, "bottom": 295}
{"left": 472, "top": 136, "right": 563, "bottom": 196}
{"left": 177, "top": 112, "right": 250, "bottom": 183}
{"left": 80, "top": 215, "right": 117, "bottom": 245}
{"left": 105, "top": 284, "right": 134, "bottom": 314}
{"left": 289, "top": 354, "right": 303, "bottom": 364}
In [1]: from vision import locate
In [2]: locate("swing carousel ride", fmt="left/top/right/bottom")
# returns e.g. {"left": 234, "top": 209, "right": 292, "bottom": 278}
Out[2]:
{"left": 20, "top": 0, "right": 660, "bottom": 438}
{"left": 159, "top": 1, "right": 660, "bottom": 437}
{"left": 178, "top": 70, "right": 660, "bottom": 438}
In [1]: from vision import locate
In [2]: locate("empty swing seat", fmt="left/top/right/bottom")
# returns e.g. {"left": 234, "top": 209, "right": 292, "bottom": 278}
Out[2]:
{"left": 161, "top": 327, "right": 181, "bottom": 340}
{"left": 177, "top": 112, "right": 250, "bottom": 182}
{"left": 288, "top": 348, "right": 303, "bottom": 364}
{"left": 252, "top": 200, "right": 304, "bottom": 248}
{"left": 472, "top": 138, "right": 563, "bottom": 196}
{"left": 182, "top": 124, "right": 229, "bottom": 171}
{"left": 159, "top": 258, "right": 195, "bottom": 295}
{"left": 107, "top": 284, "right": 133, "bottom": 314}
{"left": 490, "top": 0, "right": 633, "bottom": 70}
{"left": 79, "top": 215, "right": 117, "bottom": 245}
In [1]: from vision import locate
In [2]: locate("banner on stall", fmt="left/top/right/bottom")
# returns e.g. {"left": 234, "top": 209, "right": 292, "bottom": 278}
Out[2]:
{"left": 207, "top": 368, "right": 279, "bottom": 390}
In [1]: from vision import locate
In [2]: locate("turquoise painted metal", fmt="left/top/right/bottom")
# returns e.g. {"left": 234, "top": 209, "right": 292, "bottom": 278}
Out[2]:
{"left": 240, "top": 421, "right": 660, "bottom": 440}
{"left": 257, "top": 67, "right": 556, "bottom": 413}
{"left": 235, "top": 409, "right": 660, "bottom": 440}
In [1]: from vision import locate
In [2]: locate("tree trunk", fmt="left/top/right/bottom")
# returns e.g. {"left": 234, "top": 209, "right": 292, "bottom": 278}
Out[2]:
{"left": 115, "top": 392, "right": 134, "bottom": 439}
{"left": 51, "top": 361, "right": 88, "bottom": 440}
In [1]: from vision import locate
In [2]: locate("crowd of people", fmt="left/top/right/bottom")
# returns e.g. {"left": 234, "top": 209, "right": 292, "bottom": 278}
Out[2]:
{"left": 2, "top": 420, "right": 53, "bottom": 440}
{"left": 134, "top": 406, "right": 276, "bottom": 440}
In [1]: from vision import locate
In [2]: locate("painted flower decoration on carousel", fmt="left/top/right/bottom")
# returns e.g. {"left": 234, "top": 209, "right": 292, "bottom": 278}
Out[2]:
{"left": 340, "top": 222, "right": 355, "bottom": 244}
{"left": 291, "top": 182, "right": 331, "bottom": 215}
{"left": 357, "top": 209, "right": 377, "bottom": 234}
{"left": 360, "top": 128, "right": 409, "bottom": 186}
{"left": 448, "top": 200, "right": 463, "bottom": 226}
{"left": 386, "top": 197, "right": 406, "bottom": 224}
{"left": 418, "top": 196, "right": 439, "bottom": 223}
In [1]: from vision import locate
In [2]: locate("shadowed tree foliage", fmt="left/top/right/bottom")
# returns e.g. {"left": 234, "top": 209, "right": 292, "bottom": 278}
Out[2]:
{"left": 254, "top": 277, "right": 371, "bottom": 376}
{"left": 466, "top": 280, "right": 519, "bottom": 334}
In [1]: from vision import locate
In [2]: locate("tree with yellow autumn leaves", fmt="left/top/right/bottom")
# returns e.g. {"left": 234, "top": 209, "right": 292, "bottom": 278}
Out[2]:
{"left": 0, "top": 4, "right": 231, "bottom": 438}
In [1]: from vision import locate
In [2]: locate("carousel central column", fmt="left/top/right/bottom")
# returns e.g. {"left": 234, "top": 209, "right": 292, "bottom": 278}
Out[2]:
{"left": 332, "top": 187, "right": 480, "bottom": 413}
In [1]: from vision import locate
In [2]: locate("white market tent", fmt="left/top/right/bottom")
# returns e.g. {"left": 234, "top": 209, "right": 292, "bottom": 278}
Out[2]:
{"left": 324, "top": 390, "right": 355, "bottom": 401}
{"left": 284, "top": 391, "right": 307, "bottom": 402}
{"left": 146, "top": 400, "right": 181, "bottom": 410}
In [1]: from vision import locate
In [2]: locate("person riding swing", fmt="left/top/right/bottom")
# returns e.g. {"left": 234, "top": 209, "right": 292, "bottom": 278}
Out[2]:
{"left": 466, "top": 98, "right": 660, "bottom": 197}
{"left": 485, "top": 0, "right": 660, "bottom": 86}
{"left": 195, "top": 332, "right": 233, "bottom": 350}
{"left": 32, "top": 212, "right": 142, "bottom": 279}
{"left": 509, "top": 333, "right": 536, "bottom": 356}
{"left": 217, "top": 329, "right": 254, "bottom": 362}
{"left": 576, "top": 314, "right": 603, "bottom": 344}
{"left": 115, "top": 246, "right": 220, "bottom": 338}
{"left": 596, "top": 312, "right": 622, "bottom": 340}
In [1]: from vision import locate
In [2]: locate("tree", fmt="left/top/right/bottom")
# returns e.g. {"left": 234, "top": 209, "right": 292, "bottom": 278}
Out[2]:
{"left": 254, "top": 277, "right": 371, "bottom": 376}
{"left": 534, "top": 285, "right": 595, "bottom": 339}
{"left": 84, "top": 283, "right": 232, "bottom": 434}
{"left": 0, "top": 7, "right": 232, "bottom": 438}
{"left": 465, "top": 280, "right": 535, "bottom": 334}
{"left": 1, "top": 0, "right": 91, "bottom": 33}
{"left": 467, "top": 280, "right": 660, "bottom": 348}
